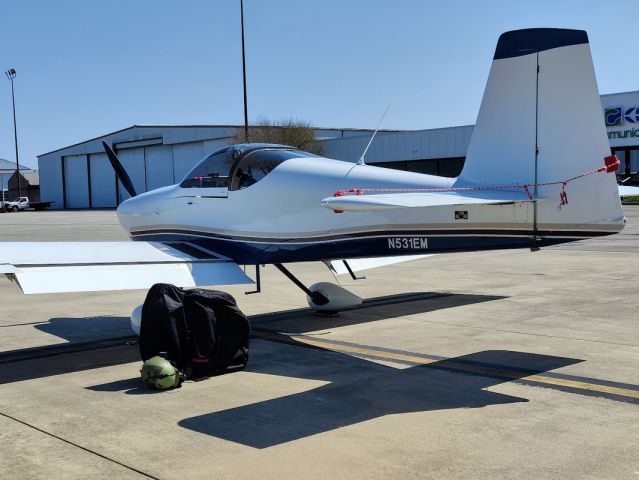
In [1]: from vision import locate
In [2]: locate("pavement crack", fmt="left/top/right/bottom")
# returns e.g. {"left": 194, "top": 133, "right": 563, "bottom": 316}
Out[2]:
{"left": 0, "top": 321, "right": 48, "bottom": 328}
{"left": 0, "top": 411, "right": 161, "bottom": 480}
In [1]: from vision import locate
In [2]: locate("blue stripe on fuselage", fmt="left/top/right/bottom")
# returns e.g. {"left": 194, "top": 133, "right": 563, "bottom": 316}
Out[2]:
{"left": 131, "top": 232, "right": 580, "bottom": 264}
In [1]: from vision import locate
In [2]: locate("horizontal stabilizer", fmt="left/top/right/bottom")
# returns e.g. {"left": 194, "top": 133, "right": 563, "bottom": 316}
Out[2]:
{"left": 619, "top": 185, "right": 639, "bottom": 197}
{"left": 1, "top": 241, "right": 252, "bottom": 294}
{"left": 321, "top": 190, "right": 531, "bottom": 213}
{"left": 329, "top": 254, "right": 434, "bottom": 275}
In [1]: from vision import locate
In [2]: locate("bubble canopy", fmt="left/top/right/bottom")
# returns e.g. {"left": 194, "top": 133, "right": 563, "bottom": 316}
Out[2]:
{"left": 180, "top": 144, "right": 319, "bottom": 190}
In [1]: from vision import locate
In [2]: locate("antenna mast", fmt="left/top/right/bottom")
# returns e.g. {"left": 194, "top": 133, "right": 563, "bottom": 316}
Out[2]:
{"left": 357, "top": 105, "right": 390, "bottom": 165}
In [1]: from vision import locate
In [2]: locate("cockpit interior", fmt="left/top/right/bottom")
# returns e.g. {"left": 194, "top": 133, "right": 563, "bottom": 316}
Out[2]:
{"left": 180, "top": 144, "right": 319, "bottom": 190}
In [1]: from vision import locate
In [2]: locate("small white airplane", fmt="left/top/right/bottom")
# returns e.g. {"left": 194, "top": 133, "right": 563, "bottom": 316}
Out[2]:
{"left": 2, "top": 28, "right": 638, "bottom": 334}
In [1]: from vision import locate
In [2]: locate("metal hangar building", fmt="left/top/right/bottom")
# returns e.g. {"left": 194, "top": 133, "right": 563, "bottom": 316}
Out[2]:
{"left": 37, "top": 89, "right": 639, "bottom": 209}
{"left": 36, "top": 124, "right": 470, "bottom": 209}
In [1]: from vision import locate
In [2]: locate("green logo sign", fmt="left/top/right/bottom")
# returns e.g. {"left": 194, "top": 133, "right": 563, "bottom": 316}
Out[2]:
{"left": 605, "top": 107, "right": 623, "bottom": 127}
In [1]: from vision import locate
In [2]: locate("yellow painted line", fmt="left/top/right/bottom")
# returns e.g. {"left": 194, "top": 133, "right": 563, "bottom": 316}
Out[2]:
{"left": 291, "top": 336, "right": 441, "bottom": 365}
{"left": 523, "top": 375, "right": 639, "bottom": 399}
{"left": 276, "top": 334, "right": 639, "bottom": 401}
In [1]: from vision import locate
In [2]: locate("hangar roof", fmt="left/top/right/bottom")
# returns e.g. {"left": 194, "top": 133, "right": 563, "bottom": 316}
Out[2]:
{"left": 19, "top": 170, "right": 40, "bottom": 186}
{"left": 38, "top": 124, "right": 402, "bottom": 158}
{"left": 600, "top": 89, "right": 639, "bottom": 97}
{"left": 8, "top": 169, "right": 39, "bottom": 186}
{"left": 0, "top": 159, "right": 14, "bottom": 174}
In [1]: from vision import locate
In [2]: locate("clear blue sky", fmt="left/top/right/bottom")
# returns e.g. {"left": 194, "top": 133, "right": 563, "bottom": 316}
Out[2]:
{"left": 1, "top": 0, "right": 636, "bottom": 168}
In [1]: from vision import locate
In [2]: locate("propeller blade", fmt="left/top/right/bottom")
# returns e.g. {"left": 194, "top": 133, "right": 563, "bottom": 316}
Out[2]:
{"left": 102, "top": 141, "right": 137, "bottom": 197}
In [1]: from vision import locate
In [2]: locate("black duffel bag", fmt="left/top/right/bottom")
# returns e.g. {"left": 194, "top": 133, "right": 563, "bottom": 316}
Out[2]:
{"left": 139, "top": 283, "right": 250, "bottom": 379}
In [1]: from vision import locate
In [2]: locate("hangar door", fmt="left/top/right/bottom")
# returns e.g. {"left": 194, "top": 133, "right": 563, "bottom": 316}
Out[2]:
{"left": 117, "top": 148, "right": 146, "bottom": 203}
{"left": 89, "top": 153, "right": 117, "bottom": 208}
{"left": 63, "top": 154, "right": 90, "bottom": 208}
{"left": 173, "top": 142, "right": 204, "bottom": 182}
{"left": 145, "top": 145, "right": 174, "bottom": 190}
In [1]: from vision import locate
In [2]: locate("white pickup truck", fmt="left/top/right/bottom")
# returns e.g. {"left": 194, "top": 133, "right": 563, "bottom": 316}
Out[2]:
{"left": 2, "top": 197, "right": 53, "bottom": 212}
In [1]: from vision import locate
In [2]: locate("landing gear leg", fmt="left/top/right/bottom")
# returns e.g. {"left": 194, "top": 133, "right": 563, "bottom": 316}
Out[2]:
{"left": 273, "top": 263, "right": 329, "bottom": 306}
{"left": 245, "top": 264, "right": 262, "bottom": 295}
{"left": 342, "top": 260, "right": 366, "bottom": 280}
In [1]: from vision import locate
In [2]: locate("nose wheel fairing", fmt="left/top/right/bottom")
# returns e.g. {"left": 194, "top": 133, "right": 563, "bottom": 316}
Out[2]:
{"left": 272, "top": 263, "right": 362, "bottom": 312}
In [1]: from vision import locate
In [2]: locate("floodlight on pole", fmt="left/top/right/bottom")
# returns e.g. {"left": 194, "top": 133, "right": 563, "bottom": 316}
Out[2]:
{"left": 5, "top": 68, "right": 21, "bottom": 197}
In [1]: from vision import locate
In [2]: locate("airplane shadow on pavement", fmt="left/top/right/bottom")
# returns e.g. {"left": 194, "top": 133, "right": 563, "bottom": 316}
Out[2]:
{"left": 6, "top": 291, "right": 586, "bottom": 446}
{"left": 0, "top": 292, "right": 501, "bottom": 385}
{"left": 178, "top": 338, "right": 583, "bottom": 449}
{"left": 250, "top": 291, "right": 506, "bottom": 333}
{"left": 34, "top": 315, "right": 133, "bottom": 343}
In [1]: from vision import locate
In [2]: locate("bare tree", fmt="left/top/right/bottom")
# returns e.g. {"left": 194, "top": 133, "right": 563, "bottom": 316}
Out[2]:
{"left": 230, "top": 117, "right": 323, "bottom": 155}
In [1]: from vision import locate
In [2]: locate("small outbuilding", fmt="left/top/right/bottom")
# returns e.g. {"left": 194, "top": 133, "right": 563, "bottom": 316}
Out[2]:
{"left": 8, "top": 169, "right": 40, "bottom": 202}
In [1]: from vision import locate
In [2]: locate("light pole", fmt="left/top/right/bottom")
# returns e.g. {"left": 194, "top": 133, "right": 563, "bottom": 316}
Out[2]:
{"left": 240, "top": 0, "right": 249, "bottom": 141}
{"left": 5, "top": 68, "right": 21, "bottom": 198}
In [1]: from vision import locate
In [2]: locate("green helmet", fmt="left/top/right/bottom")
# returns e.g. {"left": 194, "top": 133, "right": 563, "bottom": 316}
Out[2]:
{"left": 140, "top": 356, "right": 181, "bottom": 390}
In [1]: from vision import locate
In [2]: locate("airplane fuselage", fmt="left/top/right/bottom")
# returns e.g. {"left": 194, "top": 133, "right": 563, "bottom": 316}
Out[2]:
{"left": 117, "top": 152, "right": 620, "bottom": 265}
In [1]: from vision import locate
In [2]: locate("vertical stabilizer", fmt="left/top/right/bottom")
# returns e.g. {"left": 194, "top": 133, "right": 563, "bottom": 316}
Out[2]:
{"left": 459, "top": 28, "right": 623, "bottom": 233}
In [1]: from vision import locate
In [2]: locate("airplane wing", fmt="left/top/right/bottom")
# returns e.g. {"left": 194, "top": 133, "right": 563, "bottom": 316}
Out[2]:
{"left": 321, "top": 190, "right": 532, "bottom": 213}
{"left": 0, "top": 241, "right": 252, "bottom": 294}
{"left": 328, "top": 254, "right": 434, "bottom": 276}
{"left": 619, "top": 185, "right": 639, "bottom": 196}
